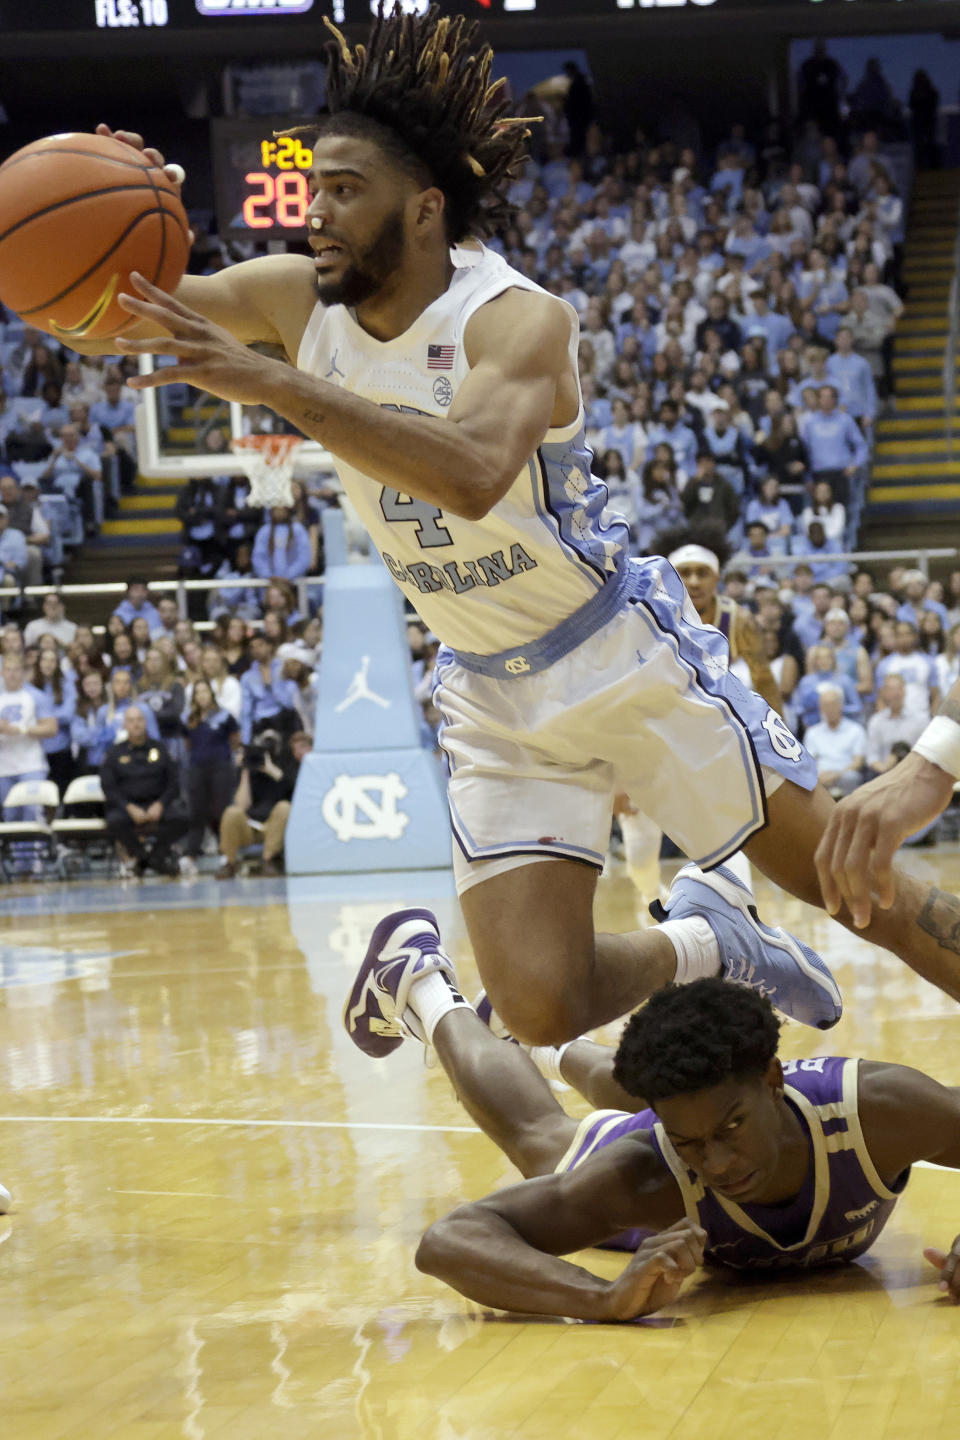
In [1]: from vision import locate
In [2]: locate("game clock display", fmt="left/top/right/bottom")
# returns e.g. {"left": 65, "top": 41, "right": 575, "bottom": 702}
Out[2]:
{"left": 212, "top": 119, "right": 316, "bottom": 236}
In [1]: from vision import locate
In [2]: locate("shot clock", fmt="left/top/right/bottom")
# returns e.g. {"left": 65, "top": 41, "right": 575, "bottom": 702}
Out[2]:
{"left": 212, "top": 119, "right": 315, "bottom": 236}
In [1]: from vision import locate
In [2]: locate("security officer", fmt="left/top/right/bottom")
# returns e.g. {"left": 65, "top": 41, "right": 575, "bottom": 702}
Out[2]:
{"left": 100, "top": 705, "right": 188, "bottom": 876}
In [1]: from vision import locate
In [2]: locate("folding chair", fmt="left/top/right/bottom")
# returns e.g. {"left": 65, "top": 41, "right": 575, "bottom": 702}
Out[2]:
{"left": 0, "top": 778, "right": 63, "bottom": 881}
{"left": 51, "top": 774, "right": 114, "bottom": 876}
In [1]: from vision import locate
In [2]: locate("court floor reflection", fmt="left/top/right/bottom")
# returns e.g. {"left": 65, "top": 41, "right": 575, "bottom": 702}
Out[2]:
{"left": 0, "top": 854, "right": 957, "bottom": 1438}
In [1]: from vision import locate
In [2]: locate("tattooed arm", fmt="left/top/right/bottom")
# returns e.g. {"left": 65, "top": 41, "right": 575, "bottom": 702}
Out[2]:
{"left": 814, "top": 686, "right": 960, "bottom": 928}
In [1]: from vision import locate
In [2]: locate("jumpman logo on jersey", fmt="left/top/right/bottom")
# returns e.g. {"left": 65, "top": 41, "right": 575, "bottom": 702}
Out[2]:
{"left": 324, "top": 350, "right": 345, "bottom": 383}
{"left": 334, "top": 656, "right": 392, "bottom": 713}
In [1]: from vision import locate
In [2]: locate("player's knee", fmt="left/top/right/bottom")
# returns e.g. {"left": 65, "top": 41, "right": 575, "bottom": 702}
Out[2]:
{"left": 494, "top": 985, "right": 587, "bottom": 1048}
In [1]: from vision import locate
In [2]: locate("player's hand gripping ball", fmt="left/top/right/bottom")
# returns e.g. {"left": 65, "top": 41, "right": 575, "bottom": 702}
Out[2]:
{"left": 0, "top": 131, "right": 190, "bottom": 341}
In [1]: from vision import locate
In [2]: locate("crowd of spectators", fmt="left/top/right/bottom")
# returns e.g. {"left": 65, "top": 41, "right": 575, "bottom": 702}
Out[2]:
{"left": 0, "top": 578, "right": 318, "bottom": 877}
{"left": 0, "top": 341, "right": 141, "bottom": 570}
{"left": 0, "top": 79, "right": 950, "bottom": 876}
{"left": 726, "top": 560, "right": 960, "bottom": 812}
{"left": 0, "top": 555, "right": 956, "bottom": 879}
{"left": 495, "top": 98, "right": 909, "bottom": 577}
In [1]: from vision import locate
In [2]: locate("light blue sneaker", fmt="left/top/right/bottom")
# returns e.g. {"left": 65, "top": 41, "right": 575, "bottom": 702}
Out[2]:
{"left": 656, "top": 862, "right": 843, "bottom": 1030}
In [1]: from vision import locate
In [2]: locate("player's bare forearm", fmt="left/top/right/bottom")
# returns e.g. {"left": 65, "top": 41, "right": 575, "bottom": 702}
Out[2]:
{"left": 259, "top": 364, "right": 514, "bottom": 520}
{"left": 415, "top": 1205, "right": 616, "bottom": 1320}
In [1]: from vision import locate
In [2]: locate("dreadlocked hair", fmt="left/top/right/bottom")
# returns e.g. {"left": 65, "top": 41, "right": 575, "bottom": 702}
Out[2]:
{"left": 653, "top": 519, "right": 732, "bottom": 572}
{"left": 278, "top": 2, "right": 537, "bottom": 243}
{"left": 612, "top": 979, "right": 781, "bottom": 1104}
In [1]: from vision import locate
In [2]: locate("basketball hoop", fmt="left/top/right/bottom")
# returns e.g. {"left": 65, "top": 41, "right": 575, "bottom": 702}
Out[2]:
{"left": 231, "top": 434, "right": 304, "bottom": 508}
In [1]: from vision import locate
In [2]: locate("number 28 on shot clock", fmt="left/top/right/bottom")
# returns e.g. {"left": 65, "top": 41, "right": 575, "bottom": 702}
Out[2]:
{"left": 243, "top": 135, "right": 314, "bottom": 231}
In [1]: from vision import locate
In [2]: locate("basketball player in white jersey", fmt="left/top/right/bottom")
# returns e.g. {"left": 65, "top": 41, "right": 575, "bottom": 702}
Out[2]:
{"left": 69, "top": 6, "right": 960, "bottom": 1041}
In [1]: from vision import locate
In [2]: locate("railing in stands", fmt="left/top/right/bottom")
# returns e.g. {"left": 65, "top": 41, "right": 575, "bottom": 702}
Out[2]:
{"left": 1, "top": 547, "right": 958, "bottom": 631}
{"left": 0, "top": 575, "right": 323, "bottom": 632}
{"left": 726, "top": 547, "right": 958, "bottom": 579}
{"left": 945, "top": 190, "right": 960, "bottom": 455}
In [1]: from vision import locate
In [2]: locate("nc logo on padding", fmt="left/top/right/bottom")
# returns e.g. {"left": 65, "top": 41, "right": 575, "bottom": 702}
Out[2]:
{"left": 322, "top": 773, "right": 410, "bottom": 842}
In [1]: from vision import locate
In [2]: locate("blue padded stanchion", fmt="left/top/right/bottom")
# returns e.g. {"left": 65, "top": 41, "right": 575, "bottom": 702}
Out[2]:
{"left": 285, "top": 542, "right": 451, "bottom": 875}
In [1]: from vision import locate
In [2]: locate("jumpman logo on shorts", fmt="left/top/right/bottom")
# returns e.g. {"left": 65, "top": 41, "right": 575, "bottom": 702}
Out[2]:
{"left": 334, "top": 656, "right": 392, "bottom": 712}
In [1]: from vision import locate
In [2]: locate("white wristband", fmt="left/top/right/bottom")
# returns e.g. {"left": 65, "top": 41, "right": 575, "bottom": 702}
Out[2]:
{"left": 912, "top": 716, "right": 960, "bottom": 780}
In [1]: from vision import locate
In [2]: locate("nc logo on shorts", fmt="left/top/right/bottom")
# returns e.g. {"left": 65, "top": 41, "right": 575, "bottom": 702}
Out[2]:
{"left": 504, "top": 655, "right": 531, "bottom": 675}
{"left": 321, "top": 773, "right": 409, "bottom": 842}
{"left": 762, "top": 708, "right": 804, "bottom": 763}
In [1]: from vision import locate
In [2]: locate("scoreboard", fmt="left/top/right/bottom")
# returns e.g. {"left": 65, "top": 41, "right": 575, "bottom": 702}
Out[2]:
{"left": 6, "top": 0, "right": 960, "bottom": 32}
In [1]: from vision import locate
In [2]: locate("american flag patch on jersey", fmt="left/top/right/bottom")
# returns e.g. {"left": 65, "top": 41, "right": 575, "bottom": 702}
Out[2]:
{"left": 427, "top": 343, "right": 455, "bottom": 369}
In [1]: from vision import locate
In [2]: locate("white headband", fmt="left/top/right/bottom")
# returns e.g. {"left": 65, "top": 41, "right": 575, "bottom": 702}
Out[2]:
{"left": 669, "top": 544, "right": 720, "bottom": 574}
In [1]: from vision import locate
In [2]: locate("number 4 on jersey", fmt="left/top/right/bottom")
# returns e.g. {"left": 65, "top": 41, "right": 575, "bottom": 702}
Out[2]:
{"left": 379, "top": 488, "right": 453, "bottom": 549}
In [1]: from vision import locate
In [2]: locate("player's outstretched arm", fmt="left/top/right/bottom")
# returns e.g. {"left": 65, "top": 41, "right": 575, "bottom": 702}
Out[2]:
{"left": 858, "top": 1061, "right": 960, "bottom": 1303}
{"left": 64, "top": 127, "right": 317, "bottom": 359}
{"left": 415, "top": 1140, "right": 698, "bottom": 1321}
{"left": 735, "top": 608, "right": 784, "bottom": 715}
{"left": 814, "top": 686, "right": 960, "bottom": 928}
{"left": 115, "top": 278, "right": 573, "bottom": 521}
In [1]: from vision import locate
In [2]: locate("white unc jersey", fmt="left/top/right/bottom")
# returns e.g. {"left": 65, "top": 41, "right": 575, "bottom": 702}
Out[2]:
{"left": 296, "top": 244, "right": 628, "bottom": 654}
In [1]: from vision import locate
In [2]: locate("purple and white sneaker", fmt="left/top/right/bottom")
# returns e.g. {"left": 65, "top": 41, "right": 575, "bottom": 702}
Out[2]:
{"left": 654, "top": 862, "right": 843, "bottom": 1030}
{"left": 343, "top": 908, "right": 459, "bottom": 1058}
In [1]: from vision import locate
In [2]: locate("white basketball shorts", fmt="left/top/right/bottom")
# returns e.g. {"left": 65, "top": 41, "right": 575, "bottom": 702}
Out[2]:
{"left": 433, "top": 557, "right": 815, "bottom": 896}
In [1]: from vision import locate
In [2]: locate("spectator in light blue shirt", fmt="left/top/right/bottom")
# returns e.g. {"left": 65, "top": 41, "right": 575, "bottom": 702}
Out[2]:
{"left": 597, "top": 399, "right": 642, "bottom": 470}
{"left": 208, "top": 542, "right": 263, "bottom": 622}
{"left": 240, "top": 634, "right": 299, "bottom": 745}
{"left": 895, "top": 568, "right": 951, "bottom": 631}
{"left": 745, "top": 476, "right": 794, "bottom": 551}
{"left": 804, "top": 386, "right": 868, "bottom": 500}
{"left": 40, "top": 381, "right": 69, "bottom": 436}
{"left": 252, "top": 508, "right": 313, "bottom": 582}
{"left": 737, "top": 293, "right": 796, "bottom": 359}
{"left": 0, "top": 504, "right": 28, "bottom": 585}
{"left": 790, "top": 519, "right": 849, "bottom": 583}
{"left": 825, "top": 327, "right": 878, "bottom": 424}
{"left": 794, "top": 643, "right": 863, "bottom": 729}
{"left": 112, "top": 578, "right": 163, "bottom": 635}
{"left": 39, "top": 422, "right": 101, "bottom": 532}
{"left": 89, "top": 374, "right": 137, "bottom": 453}
{"left": 645, "top": 401, "right": 699, "bottom": 476}
{"left": 791, "top": 579, "right": 833, "bottom": 652}
{"left": 740, "top": 522, "right": 779, "bottom": 580}
{"left": 32, "top": 648, "right": 76, "bottom": 795}
{"left": 725, "top": 218, "right": 773, "bottom": 271}
{"left": 803, "top": 685, "right": 867, "bottom": 796}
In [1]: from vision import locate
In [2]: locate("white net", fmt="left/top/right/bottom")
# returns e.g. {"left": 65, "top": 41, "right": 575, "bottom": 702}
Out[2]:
{"left": 230, "top": 435, "right": 304, "bottom": 508}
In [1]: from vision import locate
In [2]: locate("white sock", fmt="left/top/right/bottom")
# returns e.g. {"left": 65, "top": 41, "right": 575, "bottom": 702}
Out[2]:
{"left": 405, "top": 970, "right": 468, "bottom": 1045}
{"left": 657, "top": 917, "right": 721, "bottom": 984}
{"left": 528, "top": 1042, "right": 573, "bottom": 1085}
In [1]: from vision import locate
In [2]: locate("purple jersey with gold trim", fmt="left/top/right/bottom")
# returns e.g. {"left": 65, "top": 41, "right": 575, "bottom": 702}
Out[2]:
{"left": 557, "top": 1057, "right": 909, "bottom": 1268}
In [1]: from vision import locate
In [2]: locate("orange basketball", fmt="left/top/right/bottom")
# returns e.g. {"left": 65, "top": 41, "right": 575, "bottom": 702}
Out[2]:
{"left": 0, "top": 132, "right": 190, "bottom": 343}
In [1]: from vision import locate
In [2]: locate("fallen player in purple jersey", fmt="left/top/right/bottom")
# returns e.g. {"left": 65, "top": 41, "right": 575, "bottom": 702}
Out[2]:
{"left": 345, "top": 923, "right": 960, "bottom": 1321}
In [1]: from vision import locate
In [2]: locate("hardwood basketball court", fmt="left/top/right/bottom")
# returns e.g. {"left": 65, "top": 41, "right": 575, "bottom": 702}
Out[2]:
{"left": 1, "top": 851, "right": 958, "bottom": 1439}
